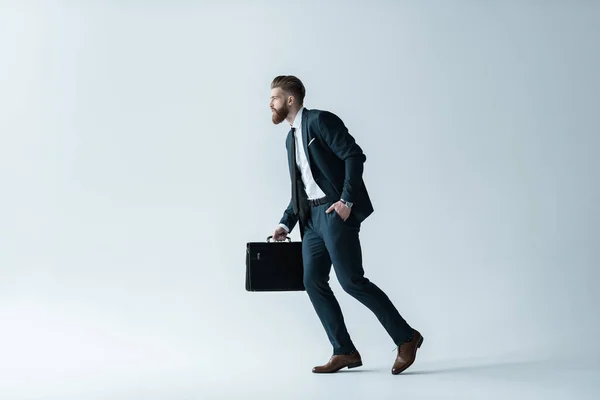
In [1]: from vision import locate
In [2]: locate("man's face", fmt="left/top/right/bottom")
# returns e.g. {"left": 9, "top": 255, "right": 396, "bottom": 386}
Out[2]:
{"left": 269, "top": 87, "right": 289, "bottom": 124}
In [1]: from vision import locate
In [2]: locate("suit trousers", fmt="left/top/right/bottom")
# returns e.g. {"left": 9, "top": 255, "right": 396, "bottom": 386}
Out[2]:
{"left": 302, "top": 201, "right": 413, "bottom": 355}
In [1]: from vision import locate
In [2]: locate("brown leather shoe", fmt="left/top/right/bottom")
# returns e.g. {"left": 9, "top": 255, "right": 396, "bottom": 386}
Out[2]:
{"left": 312, "top": 351, "right": 362, "bottom": 373}
{"left": 391, "top": 330, "right": 423, "bottom": 375}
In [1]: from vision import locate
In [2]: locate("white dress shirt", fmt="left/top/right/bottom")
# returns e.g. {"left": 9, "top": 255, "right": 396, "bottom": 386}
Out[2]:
{"left": 292, "top": 107, "right": 327, "bottom": 200}
{"left": 279, "top": 107, "right": 327, "bottom": 233}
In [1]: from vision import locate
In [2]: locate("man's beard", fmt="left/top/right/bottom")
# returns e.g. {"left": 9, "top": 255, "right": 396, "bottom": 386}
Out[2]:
{"left": 271, "top": 104, "right": 288, "bottom": 124}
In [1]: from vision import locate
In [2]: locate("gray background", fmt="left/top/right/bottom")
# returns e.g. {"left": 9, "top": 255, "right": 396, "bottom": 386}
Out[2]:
{"left": 1, "top": 0, "right": 599, "bottom": 398}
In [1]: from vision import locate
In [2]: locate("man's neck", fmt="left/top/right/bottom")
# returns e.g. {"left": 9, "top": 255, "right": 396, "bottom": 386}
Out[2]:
{"left": 286, "top": 106, "right": 301, "bottom": 126}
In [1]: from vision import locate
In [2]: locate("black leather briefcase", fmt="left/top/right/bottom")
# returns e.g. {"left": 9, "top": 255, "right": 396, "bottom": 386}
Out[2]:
{"left": 245, "top": 236, "right": 304, "bottom": 291}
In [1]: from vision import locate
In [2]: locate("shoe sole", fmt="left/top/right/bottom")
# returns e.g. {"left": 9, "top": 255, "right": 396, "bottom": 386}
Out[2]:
{"left": 391, "top": 335, "right": 424, "bottom": 375}
{"left": 312, "top": 360, "right": 363, "bottom": 373}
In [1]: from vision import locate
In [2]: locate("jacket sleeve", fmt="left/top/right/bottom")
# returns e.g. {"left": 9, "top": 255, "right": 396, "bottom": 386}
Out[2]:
{"left": 279, "top": 198, "right": 298, "bottom": 233}
{"left": 279, "top": 133, "right": 299, "bottom": 232}
{"left": 317, "top": 111, "right": 366, "bottom": 204}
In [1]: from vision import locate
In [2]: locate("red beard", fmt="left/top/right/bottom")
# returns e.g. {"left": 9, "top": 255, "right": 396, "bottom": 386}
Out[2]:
{"left": 271, "top": 104, "right": 288, "bottom": 124}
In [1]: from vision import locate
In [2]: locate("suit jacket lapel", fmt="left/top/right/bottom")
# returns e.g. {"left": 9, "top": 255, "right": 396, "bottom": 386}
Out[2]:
{"left": 301, "top": 108, "right": 311, "bottom": 165}
{"left": 287, "top": 128, "right": 295, "bottom": 176}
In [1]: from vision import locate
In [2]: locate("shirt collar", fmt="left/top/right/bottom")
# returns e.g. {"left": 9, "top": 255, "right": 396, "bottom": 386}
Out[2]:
{"left": 291, "top": 107, "right": 304, "bottom": 129}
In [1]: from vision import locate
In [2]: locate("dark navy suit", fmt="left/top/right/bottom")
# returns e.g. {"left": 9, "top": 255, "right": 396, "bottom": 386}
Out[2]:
{"left": 279, "top": 107, "right": 413, "bottom": 355}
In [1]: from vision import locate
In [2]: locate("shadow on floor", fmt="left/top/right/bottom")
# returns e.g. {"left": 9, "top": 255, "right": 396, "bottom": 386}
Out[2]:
{"left": 316, "top": 355, "right": 599, "bottom": 376}
{"left": 401, "top": 359, "right": 557, "bottom": 376}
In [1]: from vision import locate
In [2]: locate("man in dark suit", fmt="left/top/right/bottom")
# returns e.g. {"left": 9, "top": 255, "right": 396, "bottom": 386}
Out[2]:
{"left": 269, "top": 75, "right": 423, "bottom": 374}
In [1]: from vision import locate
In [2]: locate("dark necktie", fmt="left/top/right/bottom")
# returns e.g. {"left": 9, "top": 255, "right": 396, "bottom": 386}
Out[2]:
{"left": 290, "top": 127, "right": 299, "bottom": 214}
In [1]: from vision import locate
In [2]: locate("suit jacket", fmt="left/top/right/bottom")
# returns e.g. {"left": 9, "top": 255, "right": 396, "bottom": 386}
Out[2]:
{"left": 279, "top": 108, "right": 374, "bottom": 235}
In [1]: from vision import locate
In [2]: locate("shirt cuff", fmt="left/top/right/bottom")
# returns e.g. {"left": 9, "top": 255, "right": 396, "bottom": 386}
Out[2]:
{"left": 278, "top": 223, "right": 290, "bottom": 233}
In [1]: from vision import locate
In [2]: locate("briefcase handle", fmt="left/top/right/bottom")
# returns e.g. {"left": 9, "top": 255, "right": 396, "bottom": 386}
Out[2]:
{"left": 266, "top": 235, "right": 291, "bottom": 242}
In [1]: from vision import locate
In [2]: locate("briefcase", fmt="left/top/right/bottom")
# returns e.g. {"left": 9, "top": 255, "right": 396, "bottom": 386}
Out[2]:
{"left": 245, "top": 235, "right": 305, "bottom": 291}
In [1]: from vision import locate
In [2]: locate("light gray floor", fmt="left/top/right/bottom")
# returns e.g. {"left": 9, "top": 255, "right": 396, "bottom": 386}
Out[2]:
{"left": 229, "top": 357, "right": 600, "bottom": 400}
{"left": 2, "top": 352, "right": 598, "bottom": 399}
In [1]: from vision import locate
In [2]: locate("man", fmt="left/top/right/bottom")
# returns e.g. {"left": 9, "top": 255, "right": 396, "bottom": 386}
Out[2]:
{"left": 269, "top": 75, "right": 424, "bottom": 375}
